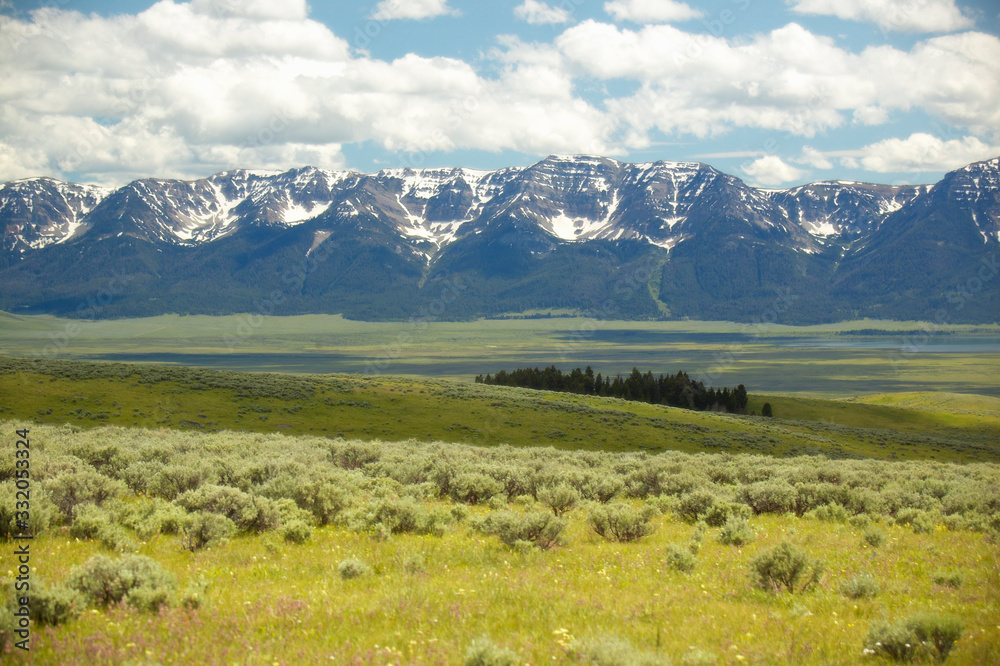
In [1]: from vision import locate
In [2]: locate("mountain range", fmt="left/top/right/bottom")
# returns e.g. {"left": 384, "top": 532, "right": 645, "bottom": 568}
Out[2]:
{"left": 1, "top": 155, "right": 998, "bottom": 323}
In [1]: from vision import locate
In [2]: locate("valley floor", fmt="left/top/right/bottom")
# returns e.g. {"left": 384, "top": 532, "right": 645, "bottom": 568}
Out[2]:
{"left": 0, "top": 326, "right": 998, "bottom": 664}
{"left": 1, "top": 313, "right": 999, "bottom": 397}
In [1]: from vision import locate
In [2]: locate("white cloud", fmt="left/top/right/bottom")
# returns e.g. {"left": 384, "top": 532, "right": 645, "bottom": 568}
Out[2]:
{"left": 798, "top": 146, "right": 833, "bottom": 169}
{"left": 740, "top": 155, "right": 808, "bottom": 186}
{"left": 849, "top": 133, "right": 999, "bottom": 172}
{"left": 1, "top": 2, "right": 998, "bottom": 186}
{"left": 550, "top": 20, "right": 1000, "bottom": 143}
{"left": 515, "top": 1, "right": 572, "bottom": 25}
{"left": 370, "top": 0, "right": 457, "bottom": 21}
{"left": 789, "top": 0, "right": 974, "bottom": 34}
{"left": 604, "top": 0, "right": 702, "bottom": 23}
{"left": 0, "top": 2, "right": 612, "bottom": 185}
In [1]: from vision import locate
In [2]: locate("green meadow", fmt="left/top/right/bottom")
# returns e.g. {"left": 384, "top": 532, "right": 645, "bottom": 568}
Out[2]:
{"left": 2, "top": 357, "right": 999, "bottom": 463}
{"left": 1, "top": 313, "right": 998, "bottom": 396}
{"left": 1, "top": 421, "right": 999, "bottom": 665}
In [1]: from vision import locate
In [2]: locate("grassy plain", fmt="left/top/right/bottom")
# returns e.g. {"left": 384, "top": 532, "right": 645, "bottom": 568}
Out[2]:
{"left": 2, "top": 357, "right": 999, "bottom": 463}
{"left": 2, "top": 421, "right": 999, "bottom": 665}
{"left": 17, "top": 505, "right": 1000, "bottom": 665}
{"left": 1, "top": 313, "right": 999, "bottom": 664}
{"left": 1, "top": 313, "right": 998, "bottom": 396}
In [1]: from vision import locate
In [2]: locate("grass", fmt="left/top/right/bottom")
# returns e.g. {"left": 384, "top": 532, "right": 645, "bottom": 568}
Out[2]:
{"left": 2, "top": 356, "right": 999, "bottom": 462}
{"left": 0, "top": 327, "right": 997, "bottom": 663}
{"left": 3, "top": 418, "right": 1000, "bottom": 665}
{"left": 2, "top": 313, "right": 998, "bottom": 396}
{"left": 13, "top": 494, "right": 1000, "bottom": 664}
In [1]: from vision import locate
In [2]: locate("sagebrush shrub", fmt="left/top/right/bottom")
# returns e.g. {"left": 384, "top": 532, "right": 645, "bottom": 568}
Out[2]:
{"left": 291, "top": 478, "right": 353, "bottom": 525}
{"left": 451, "top": 473, "right": 504, "bottom": 505}
{"left": 844, "top": 487, "right": 885, "bottom": 517}
{"left": 67, "top": 554, "right": 176, "bottom": 611}
{"left": 0, "top": 481, "right": 53, "bottom": 538}
{"left": 44, "top": 470, "right": 126, "bottom": 520}
{"left": 863, "top": 526, "right": 887, "bottom": 548}
{"left": 272, "top": 497, "right": 314, "bottom": 526}
{"left": 463, "top": 636, "right": 520, "bottom": 666}
{"left": 538, "top": 484, "right": 580, "bottom": 517}
{"left": 175, "top": 485, "right": 279, "bottom": 532}
{"left": 240, "top": 495, "right": 282, "bottom": 533}
{"left": 582, "top": 475, "right": 623, "bottom": 503}
{"left": 895, "top": 508, "right": 934, "bottom": 534}
{"left": 849, "top": 513, "right": 872, "bottom": 529}
{"left": 568, "top": 635, "right": 671, "bottom": 665}
{"left": 738, "top": 481, "right": 796, "bottom": 515}
{"left": 665, "top": 543, "right": 696, "bottom": 573}
{"left": 68, "top": 443, "right": 132, "bottom": 478}
{"left": 675, "top": 490, "right": 717, "bottom": 523}
{"left": 840, "top": 572, "right": 880, "bottom": 599}
{"left": 865, "top": 612, "right": 963, "bottom": 662}
{"left": 805, "top": 502, "right": 850, "bottom": 523}
{"left": 109, "top": 497, "right": 186, "bottom": 538}
{"left": 793, "top": 482, "right": 844, "bottom": 516}
{"left": 338, "top": 557, "right": 371, "bottom": 579}
{"left": 750, "top": 541, "right": 824, "bottom": 593}
{"left": 333, "top": 441, "right": 380, "bottom": 470}
{"left": 126, "top": 584, "right": 174, "bottom": 614}
{"left": 588, "top": 503, "right": 657, "bottom": 542}
{"left": 474, "top": 510, "right": 566, "bottom": 550}
{"left": 180, "top": 512, "right": 234, "bottom": 551}
{"left": 68, "top": 503, "right": 109, "bottom": 540}
{"left": 716, "top": 515, "right": 755, "bottom": 546}
{"left": 352, "top": 496, "right": 451, "bottom": 537}
{"left": 704, "top": 501, "right": 751, "bottom": 527}
{"left": 120, "top": 460, "right": 164, "bottom": 494}
{"left": 27, "top": 580, "right": 85, "bottom": 626}
{"left": 69, "top": 503, "right": 134, "bottom": 551}
{"left": 148, "top": 464, "right": 212, "bottom": 499}
{"left": 281, "top": 519, "right": 313, "bottom": 544}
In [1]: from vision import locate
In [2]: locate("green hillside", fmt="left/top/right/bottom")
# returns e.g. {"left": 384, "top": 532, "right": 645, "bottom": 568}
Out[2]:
{"left": 2, "top": 356, "right": 998, "bottom": 462}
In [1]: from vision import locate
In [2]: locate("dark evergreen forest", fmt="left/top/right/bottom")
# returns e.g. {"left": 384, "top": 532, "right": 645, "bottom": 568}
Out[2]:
{"left": 476, "top": 366, "right": 749, "bottom": 414}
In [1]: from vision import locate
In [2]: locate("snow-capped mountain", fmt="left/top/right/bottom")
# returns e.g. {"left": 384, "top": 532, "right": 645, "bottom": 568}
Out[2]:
{"left": 0, "top": 178, "right": 109, "bottom": 254}
{"left": 1, "top": 155, "right": 998, "bottom": 323}
{"left": 765, "top": 181, "right": 929, "bottom": 239}
{"left": 0, "top": 156, "right": 917, "bottom": 256}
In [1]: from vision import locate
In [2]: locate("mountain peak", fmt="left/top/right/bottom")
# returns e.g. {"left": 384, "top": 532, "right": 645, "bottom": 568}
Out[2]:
{"left": 2, "top": 154, "right": 997, "bottom": 323}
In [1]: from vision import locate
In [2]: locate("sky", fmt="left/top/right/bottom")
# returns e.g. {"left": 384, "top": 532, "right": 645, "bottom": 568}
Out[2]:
{"left": 1, "top": 0, "right": 999, "bottom": 189}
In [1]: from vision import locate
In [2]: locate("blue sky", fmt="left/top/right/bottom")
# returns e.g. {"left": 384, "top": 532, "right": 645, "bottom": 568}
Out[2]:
{"left": 1, "top": 0, "right": 998, "bottom": 187}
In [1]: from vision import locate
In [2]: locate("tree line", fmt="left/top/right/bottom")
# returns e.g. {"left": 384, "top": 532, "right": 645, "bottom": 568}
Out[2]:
{"left": 475, "top": 366, "right": 748, "bottom": 414}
